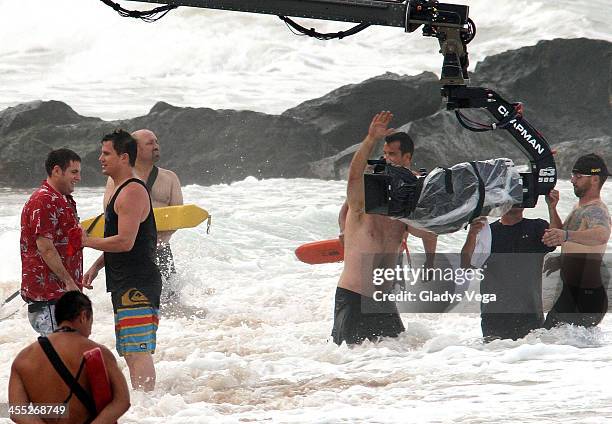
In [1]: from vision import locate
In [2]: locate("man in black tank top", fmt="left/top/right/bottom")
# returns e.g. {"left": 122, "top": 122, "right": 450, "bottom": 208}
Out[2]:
{"left": 82, "top": 129, "right": 162, "bottom": 392}
{"left": 103, "top": 129, "right": 186, "bottom": 311}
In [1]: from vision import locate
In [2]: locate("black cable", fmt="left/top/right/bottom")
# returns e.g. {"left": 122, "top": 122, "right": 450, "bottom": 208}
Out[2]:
{"left": 455, "top": 111, "right": 491, "bottom": 132}
{"left": 278, "top": 16, "right": 370, "bottom": 40}
{"left": 457, "top": 111, "right": 490, "bottom": 128}
{"left": 455, "top": 103, "right": 523, "bottom": 133}
{"left": 99, "top": 0, "right": 177, "bottom": 22}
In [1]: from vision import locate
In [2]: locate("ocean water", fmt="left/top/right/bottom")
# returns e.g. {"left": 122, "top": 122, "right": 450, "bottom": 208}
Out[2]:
{"left": 0, "top": 179, "right": 611, "bottom": 423}
{"left": 2, "top": 0, "right": 612, "bottom": 422}
{"left": 0, "top": 0, "right": 611, "bottom": 120}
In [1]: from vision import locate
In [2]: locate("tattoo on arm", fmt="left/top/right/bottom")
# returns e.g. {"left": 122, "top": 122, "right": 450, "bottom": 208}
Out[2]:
{"left": 584, "top": 206, "right": 611, "bottom": 230}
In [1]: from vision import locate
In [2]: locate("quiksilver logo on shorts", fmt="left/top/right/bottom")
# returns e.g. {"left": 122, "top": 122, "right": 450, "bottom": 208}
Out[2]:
{"left": 121, "top": 288, "right": 149, "bottom": 306}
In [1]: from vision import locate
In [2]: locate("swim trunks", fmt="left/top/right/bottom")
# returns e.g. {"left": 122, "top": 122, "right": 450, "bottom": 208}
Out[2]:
{"left": 112, "top": 287, "right": 160, "bottom": 356}
{"left": 481, "top": 313, "right": 543, "bottom": 341}
{"left": 544, "top": 256, "right": 609, "bottom": 328}
{"left": 331, "top": 287, "right": 405, "bottom": 346}
{"left": 544, "top": 285, "right": 608, "bottom": 328}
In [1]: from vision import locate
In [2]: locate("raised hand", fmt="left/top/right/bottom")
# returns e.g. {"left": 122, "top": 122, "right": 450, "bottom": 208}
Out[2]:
{"left": 368, "top": 111, "right": 395, "bottom": 140}
{"left": 545, "top": 189, "right": 559, "bottom": 209}
{"left": 467, "top": 217, "right": 488, "bottom": 238}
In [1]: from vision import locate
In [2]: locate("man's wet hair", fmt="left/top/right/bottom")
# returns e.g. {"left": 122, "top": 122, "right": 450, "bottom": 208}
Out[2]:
{"left": 385, "top": 132, "right": 414, "bottom": 156}
{"left": 45, "top": 148, "right": 81, "bottom": 176}
{"left": 54, "top": 291, "right": 93, "bottom": 323}
{"left": 101, "top": 129, "right": 137, "bottom": 167}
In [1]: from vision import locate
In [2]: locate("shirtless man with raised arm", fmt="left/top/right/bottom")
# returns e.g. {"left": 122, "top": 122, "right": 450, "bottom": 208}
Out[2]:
{"left": 338, "top": 130, "right": 437, "bottom": 264}
{"left": 332, "top": 111, "right": 434, "bottom": 346}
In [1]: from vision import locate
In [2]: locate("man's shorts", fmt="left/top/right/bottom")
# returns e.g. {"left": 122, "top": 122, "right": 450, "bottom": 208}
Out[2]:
{"left": 481, "top": 313, "right": 544, "bottom": 341}
{"left": 331, "top": 287, "right": 405, "bottom": 346}
{"left": 544, "top": 284, "right": 608, "bottom": 329}
{"left": 111, "top": 287, "right": 160, "bottom": 356}
{"left": 27, "top": 301, "right": 57, "bottom": 336}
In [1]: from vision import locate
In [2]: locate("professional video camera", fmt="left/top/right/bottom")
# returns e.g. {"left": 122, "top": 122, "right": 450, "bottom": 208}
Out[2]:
{"left": 364, "top": 158, "right": 523, "bottom": 234}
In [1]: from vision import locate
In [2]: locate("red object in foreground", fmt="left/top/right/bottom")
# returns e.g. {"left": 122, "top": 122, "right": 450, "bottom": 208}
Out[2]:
{"left": 67, "top": 227, "right": 83, "bottom": 257}
{"left": 295, "top": 239, "right": 344, "bottom": 264}
{"left": 83, "top": 347, "right": 114, "bottom": 421}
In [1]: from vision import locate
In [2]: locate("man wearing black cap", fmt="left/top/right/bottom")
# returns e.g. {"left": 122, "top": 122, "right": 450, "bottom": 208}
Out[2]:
{"left": 542, "top": 153, "right": 611, "bottom": 328}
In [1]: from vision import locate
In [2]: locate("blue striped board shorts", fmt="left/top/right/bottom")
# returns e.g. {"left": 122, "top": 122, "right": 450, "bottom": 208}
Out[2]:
{"left": 111, "top": 288, "right": 160, "bottom": 356}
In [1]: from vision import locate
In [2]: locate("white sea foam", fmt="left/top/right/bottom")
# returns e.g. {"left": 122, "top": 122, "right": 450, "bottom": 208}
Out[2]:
{"left": 1, "top": 1, "right": 612, "bottom": 420}
{"left": 0, "top": 179, "right": 610, "bottom": 422}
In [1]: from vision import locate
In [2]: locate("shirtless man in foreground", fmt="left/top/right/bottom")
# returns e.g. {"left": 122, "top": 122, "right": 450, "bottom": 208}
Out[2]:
{"left": 8, "top": 291, "right": 130, "bottom": 424}
{"left": 332, "top": 111, "right": 435, "bottom": 346}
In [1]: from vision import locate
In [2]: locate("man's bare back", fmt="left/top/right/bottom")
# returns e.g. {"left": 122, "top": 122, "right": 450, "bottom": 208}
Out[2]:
{"left": 11, "top": 334, "right": 106, "bottom": 423}
{"left": 9, "top": 294, "right": 130, "bottom": 424}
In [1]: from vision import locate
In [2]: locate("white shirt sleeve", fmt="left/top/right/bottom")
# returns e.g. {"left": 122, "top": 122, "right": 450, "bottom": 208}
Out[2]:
{"left": 470, "top": 222, "right": 491, "bottom": 268}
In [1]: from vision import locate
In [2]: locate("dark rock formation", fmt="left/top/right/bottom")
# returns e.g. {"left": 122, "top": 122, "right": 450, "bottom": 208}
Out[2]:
{"left": 553, "top": 136, "right": 612, "bottom": 178}
{"left": 326, "top": 38, "right": 612, "bottom": 178}
{"left": 282, "top": 72, "right": 442, "bottom": 153}
{"left": 1, "top": 38, "right": 610, "bottom": 187}
{"left": 0, "top": 101, "right": 322, "bottom": 187}
{"left": 472, "top": 38, "right": 612, "bottom": 144}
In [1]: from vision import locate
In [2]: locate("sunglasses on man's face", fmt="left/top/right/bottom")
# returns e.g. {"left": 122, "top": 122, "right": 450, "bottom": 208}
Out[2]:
{"left": 570, "top": 172, "right": 592, "bottom": 180}
{"left": 571, "top": 172, "right": 583, "bottom": 179}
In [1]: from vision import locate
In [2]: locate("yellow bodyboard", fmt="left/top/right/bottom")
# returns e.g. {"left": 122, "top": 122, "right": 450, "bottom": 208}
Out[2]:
{"left": 81, "top": 204, "right": 210, "bottom": 238}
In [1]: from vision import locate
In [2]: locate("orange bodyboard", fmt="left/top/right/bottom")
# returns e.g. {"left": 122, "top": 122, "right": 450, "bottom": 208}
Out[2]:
{"left": 295, "top": 239, "right": 344, "bottom": 264}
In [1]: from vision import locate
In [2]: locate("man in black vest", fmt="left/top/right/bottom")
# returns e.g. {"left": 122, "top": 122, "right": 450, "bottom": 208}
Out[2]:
{"left": 83, "top": 129, "right": 162, "bottom": 391}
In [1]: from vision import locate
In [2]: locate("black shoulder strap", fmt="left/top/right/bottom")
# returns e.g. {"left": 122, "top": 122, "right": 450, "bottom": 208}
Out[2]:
{"left": 443, "top": 168, "right": 454, "bottom": 194}
{"left": 468, "top": 161, "right": 486, "bottom": 224}
{"left": 37, "top": 337, "right": 97, "bottom": 417}
{"left": 146, "top": 166, "right": 159, "bottom": 192}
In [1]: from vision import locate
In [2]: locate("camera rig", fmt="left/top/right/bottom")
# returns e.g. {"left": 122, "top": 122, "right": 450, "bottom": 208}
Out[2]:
{"left": 114, "top": 0, "right": 557, "bottom": 209}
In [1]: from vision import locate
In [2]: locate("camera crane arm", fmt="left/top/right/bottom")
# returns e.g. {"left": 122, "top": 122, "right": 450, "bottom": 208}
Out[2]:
{"left": 116, "top": 0, "right": 556, "bottom": 207}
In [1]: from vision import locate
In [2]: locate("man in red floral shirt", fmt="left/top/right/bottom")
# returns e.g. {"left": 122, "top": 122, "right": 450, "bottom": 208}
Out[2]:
{"left": 20, "top": 148, "right": 85, "bottom": 335}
